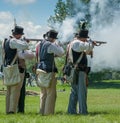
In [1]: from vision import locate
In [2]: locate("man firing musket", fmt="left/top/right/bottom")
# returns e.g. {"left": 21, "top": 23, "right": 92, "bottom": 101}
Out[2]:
{"left": 64, "top": 21, "right": 108, "bottom": 115}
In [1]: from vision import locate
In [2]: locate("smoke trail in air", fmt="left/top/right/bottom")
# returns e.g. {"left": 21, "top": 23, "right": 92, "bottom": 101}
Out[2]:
{"left": 89, "top": 0, "right": 120, "bottom": 71}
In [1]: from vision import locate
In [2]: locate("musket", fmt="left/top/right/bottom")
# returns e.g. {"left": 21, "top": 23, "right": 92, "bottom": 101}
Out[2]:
{"left": 87, "top": 40, "right": 107, "bottom": 58}
{"left": 89, "top": 39, "right": 107, "bottom": 46}
{"left": 93, "top": 41, "right": 107, "bottom": 44}
{"left": 93, "top": 41, "right": 107, "bottom": 46}
{"left": 58, "top": 40, "right": 107, "bottom": 47}
{"left": 24, "top": 38, "right": 107, "bottom": 46}
{"left": 24, "top": 38, "right": 43, "bottom": 42}
{"left": 25, "top": 39, "right": 68, "bottom": 44}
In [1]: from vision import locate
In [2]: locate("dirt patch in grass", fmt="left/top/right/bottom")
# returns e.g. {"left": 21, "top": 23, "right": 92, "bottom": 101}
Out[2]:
{"left": 0, "top": 89, "right": 39, "bottom": 96}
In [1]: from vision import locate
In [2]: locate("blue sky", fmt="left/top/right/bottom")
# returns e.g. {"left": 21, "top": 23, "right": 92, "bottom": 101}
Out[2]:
{"left": 0, "top": 0, "right": 59, "bottom": 38}
{"left": 0, "top": 0, "right": 58, "bottom": 25}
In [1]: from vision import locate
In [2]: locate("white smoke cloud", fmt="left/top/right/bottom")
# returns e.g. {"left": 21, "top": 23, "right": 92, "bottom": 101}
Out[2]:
{"left": 5, "top": 0, "right": 36, "bottom": 5}
{"left": 53, "top": 0, "right": 120, "bottom": 72}
{"left": 89, "top": 0, "right": 120, "bottom": 71}
{"left": 57, "top": 18, "right": 76, "bottom": 42}
{"left": 54, "top": 13, "right": 85, "bottom": 42}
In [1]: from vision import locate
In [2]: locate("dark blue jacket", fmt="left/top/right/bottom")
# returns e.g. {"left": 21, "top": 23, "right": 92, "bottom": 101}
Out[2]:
{"left": 72, "top": 50, "right": 87, "bottom": 69}
{"left": 38, "top": 40, "right": 57, "bottom": 72}
{"left": 4, "top": 40, "right": 17, "bottom": 66}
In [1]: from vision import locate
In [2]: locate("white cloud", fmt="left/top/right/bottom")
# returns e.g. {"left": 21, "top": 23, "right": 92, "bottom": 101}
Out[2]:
{"left": 5, "top": 0, "right": 36, "bottom": 5}
{"left": 20, "top": 21, "right": 49, "bottom": 39}
{"left": 0, "top": 11, "right": 49, "bottom": 40}
{"left": 0, "top": 11, "right": 13, "bottom": 23}
{"left": 0, "top": 11, "right": 14, "bottom": 38}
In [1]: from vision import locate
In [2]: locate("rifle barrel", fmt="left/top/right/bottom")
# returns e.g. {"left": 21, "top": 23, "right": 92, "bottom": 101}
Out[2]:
{"left": 25, "top": 38, "right": 43, "bottom": 42}
{"left": 95, "top": 41, "right": 107, "bottom": 44}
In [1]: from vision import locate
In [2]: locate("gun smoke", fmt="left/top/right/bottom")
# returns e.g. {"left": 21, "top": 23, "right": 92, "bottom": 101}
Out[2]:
{"left": 53, "top": 0, "right": 120, "bottom": 72}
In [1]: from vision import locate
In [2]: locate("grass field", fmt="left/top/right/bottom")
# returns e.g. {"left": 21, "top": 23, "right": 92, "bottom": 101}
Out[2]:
{"left": 0, "top": 79, "right": 120, "bottom": 123}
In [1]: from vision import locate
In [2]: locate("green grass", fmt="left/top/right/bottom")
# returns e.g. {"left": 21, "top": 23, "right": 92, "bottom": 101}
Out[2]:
{"left": 0, "top": 79, "right": 120, "bottom": 123}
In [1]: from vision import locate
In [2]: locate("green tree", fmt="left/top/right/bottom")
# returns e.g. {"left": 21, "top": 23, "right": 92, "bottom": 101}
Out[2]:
{"left": 48, "top": 0, "right": 67, "bottom": 26}
{"left": 48, "top": 0, "right": 91, "bottom": 27}
{"left": 65, "top": 0, "right": 74, "bottom": 17}
{"left": 48, "top": 0, "right": 120, "bottom": 26}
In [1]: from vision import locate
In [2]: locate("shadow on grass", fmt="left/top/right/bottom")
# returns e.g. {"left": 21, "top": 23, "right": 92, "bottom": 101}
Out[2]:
{"left": 55, "top": 111, "right": 67, "bottom": 115}
{"left": 55, "top": 111, "right": 111, "bottom": 116}
{"left": 88, "top": 81, "right": 120, "bottom": 89}
{"left": 88, "top": 111, "right": 109, "bottom": 116}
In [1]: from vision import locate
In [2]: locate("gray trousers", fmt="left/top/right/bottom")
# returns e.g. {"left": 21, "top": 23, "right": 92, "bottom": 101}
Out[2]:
{"left": 39, "top": 73, "right": 57, "bottom": 115}
{"left": 68, "top": 71, "right": 88, "bottom": 114}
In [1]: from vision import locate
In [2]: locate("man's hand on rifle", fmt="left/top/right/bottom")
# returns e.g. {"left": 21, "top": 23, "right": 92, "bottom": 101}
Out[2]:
{"left": 92, "top": 41, "right": 102, "bottom": 46}
{"left": 23, "top": 37, "right": 30, "bottom": 43}
{"left": 26, "top": 39, "right": 30, "bottom": 43}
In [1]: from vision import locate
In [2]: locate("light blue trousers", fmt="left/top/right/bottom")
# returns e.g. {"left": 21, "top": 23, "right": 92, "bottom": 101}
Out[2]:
{"left": 67, "top": 71, "right": 88, "bottom": 114}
